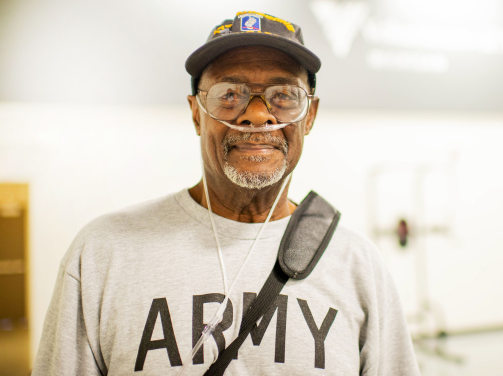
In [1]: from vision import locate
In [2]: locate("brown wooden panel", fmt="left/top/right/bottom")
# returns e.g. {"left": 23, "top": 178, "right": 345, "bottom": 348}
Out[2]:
{"left": 0, "top": 275, "right": 25, "bottom": 318}
{"left": 0, "top": 212, "right": 25, "bottom": 260}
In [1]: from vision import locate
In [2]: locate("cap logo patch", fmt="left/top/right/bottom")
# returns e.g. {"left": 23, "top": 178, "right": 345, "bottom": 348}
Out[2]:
{"left": 239, "top": 13, "right": 262, "bottom": 31}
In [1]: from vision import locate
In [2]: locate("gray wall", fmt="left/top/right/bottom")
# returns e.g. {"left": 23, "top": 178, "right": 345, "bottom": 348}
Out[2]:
{"left": 1, "top": 0, "right": 502, "bottom": 111}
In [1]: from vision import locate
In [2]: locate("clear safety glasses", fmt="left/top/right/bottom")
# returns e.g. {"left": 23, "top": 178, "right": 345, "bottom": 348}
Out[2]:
{"left": 196, "top": 82, "right": 316, "bottom": 132}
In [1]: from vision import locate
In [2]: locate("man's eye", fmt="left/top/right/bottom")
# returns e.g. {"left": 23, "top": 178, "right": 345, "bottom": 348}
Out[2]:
{"left": 222, "top": 93, "right": 237, "bottom": 100}
{"left": 274, "top": 93, "right": 292, "bottom": 101}
{"left": 271, "top": 92, "right": 297, "bottom": 105}
{"left": 219, "top": 92, "right": 244, "bottom": 104}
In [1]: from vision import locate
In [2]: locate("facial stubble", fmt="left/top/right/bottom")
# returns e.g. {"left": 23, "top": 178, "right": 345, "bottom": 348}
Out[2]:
{"left": 222, "top": 133, "right": 289, "bottom": 189}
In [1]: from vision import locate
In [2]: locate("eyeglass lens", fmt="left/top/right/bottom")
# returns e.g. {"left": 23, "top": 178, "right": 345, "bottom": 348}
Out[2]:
{"left": 203, "top": 83, "right": 308, "bottom": 123}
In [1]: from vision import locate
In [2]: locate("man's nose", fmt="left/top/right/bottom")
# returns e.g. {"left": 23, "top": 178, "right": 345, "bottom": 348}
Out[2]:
{"left": 236, "top": 96, "right": 277, "bottom": 126}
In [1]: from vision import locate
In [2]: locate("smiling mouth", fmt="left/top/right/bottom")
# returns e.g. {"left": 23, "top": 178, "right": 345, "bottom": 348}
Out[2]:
{"left": 223, "top": 133, "right": 288, "bottom": 158}
{"left": 232, "top": 142, "right": 279, "bottom": 153}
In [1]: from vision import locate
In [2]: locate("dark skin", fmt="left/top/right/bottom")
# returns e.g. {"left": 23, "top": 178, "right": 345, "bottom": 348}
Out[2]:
{"left": 187, "top": 46, "right": 319, "bottom": 223}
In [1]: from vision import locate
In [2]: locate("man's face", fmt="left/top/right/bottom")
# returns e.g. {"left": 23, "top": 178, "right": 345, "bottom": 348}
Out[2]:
{"left": 188, "top": 45, "right": 319, "bottom": 191}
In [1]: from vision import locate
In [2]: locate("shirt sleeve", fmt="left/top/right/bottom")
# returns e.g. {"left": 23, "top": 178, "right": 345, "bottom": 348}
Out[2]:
{"left": 32, "top": 264, "right": 105, "bottom": 376}
{"left": 374, "top": 296, "right": 421, "bottom": 376}
{"left": 359, "top": 240, "right": 421, "bottom": 376}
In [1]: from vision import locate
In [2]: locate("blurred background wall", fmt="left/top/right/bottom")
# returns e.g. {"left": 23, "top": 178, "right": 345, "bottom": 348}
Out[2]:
{"left": 0, "top": 0, "right": 502, "bottom": 374}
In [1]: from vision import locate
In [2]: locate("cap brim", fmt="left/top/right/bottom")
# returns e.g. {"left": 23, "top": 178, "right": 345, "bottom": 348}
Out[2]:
{"left": 185, "top": 32, "right": 321, "bottom": 78}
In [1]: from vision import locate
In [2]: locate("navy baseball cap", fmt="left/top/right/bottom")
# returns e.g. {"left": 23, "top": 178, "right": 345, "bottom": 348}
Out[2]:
{"left": 185, "top": 11, "right": 321, "bottom": 95}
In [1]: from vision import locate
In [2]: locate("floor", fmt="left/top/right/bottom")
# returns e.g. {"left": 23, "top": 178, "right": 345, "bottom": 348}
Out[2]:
{"left": 415, "top": 330, "right": 503, "bottom": 376}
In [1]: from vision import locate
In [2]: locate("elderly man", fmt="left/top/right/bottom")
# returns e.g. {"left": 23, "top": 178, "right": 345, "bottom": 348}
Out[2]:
{"left": 33, "top": 11, "right": 420, "bottom": 376}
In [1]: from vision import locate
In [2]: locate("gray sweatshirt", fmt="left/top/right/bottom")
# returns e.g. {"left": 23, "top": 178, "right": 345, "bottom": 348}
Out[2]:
{"left": 32, "top": 189, "right": 420, "bottom": 376}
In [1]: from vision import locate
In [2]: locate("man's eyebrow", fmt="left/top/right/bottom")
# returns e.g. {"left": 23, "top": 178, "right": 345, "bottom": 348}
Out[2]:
{"left": 220, "top": 75, "right": 248, "bottom": 83}
{"left": 267, "top": 77, "right": 299, "bottom": 85}
{"left": 218, "top": 76, "right": 299, "bottom": 84}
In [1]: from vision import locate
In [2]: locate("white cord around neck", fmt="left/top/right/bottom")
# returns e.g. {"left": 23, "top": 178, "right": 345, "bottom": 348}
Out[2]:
{"left": 177, "top": 159, "right": 291, "bottom": 375}
{"left": 201, "top": 165, "right": 229, "bottom": 297}
{"left": 201, "top": 156, "right": 291, "bottom": 305}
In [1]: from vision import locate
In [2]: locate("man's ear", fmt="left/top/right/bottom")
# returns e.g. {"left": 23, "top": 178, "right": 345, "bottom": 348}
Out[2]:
{"left": 304, "top": 97, "right": 319, "bottom": 135}
{"left": 187, "top": 95, "right": 201, "bottom": 136}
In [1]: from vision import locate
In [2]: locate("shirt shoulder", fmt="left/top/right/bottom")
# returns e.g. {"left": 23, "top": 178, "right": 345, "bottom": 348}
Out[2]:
{"left": 328, "top": 224, "right": 383, "bottom": 266}
{"left": 325, "top": 223, "right": 399, "bottom": 312}
{"left": 60, "top": 191, "right": 189, "bottom": 280}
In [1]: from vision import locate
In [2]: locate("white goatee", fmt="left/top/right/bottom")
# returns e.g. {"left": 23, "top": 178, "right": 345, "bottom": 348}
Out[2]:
{"left": 222, "top": 132, "right": 289, "bottom": 189}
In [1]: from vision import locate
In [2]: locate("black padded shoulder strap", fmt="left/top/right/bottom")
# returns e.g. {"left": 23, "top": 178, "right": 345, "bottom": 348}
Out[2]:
{"left": 279, "top": 191, "right": 340, "bottom": 280}
{"left": 202, "top": 191, "right": 340, "bottom": 376}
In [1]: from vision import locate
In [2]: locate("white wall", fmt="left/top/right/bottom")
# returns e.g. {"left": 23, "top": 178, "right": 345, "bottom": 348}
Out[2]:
{"left": 1, "top": 102, "right": 502, "bottom": 363}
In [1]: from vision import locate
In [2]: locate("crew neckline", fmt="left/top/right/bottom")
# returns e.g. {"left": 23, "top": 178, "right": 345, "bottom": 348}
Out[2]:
{"left": 173, "top": 188, "right": 292, "bottom": 240}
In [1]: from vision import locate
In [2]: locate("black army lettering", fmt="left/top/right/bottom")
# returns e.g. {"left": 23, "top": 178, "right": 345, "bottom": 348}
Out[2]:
{"left": 134, "top": 298, "right": 182, "bottom": 371}
{"left": 298, "top": 298, "right": 338, "bottom": 369}
{"left": 134, "top": 294, "right": 337, "bottom": 371}
{"left": 192, "top": 293, "right": 234, "bottom": 364}
{"left": 235, "top": 292, "right": 288, "bottom": 363}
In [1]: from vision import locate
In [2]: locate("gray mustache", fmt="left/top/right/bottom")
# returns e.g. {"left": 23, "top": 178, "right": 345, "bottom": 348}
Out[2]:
{"left": 222, "top": 133, "right": 288, "bottom": 156}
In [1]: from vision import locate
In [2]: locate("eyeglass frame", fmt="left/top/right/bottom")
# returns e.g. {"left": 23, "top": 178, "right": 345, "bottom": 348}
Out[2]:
{"left": 196, "top": 82, "right": 318, "bottom": 132}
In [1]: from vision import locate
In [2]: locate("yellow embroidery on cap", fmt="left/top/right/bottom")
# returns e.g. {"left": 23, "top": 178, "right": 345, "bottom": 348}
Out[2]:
{"left": 235, "top": 11, "right": 295, "bottom": 33}
{"left": 214, "top": 24, "right": 233, "bottom": 34}
{"left": 229, "top": 31, "right": 280, "bottom": 37}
